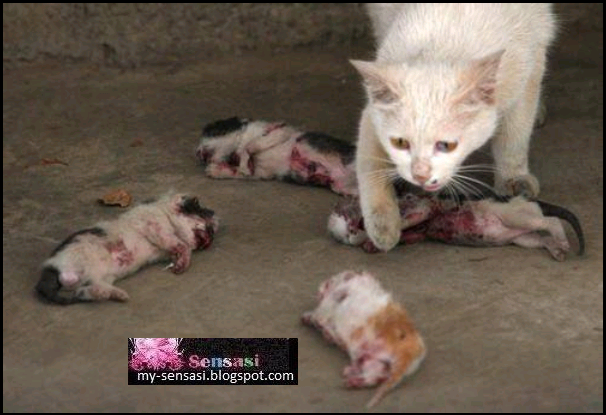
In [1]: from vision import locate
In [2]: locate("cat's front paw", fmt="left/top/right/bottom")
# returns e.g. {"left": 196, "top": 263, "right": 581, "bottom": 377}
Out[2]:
{"left": 364, "top": 203, "right": 401, "bottom": 252}
{"left": 496, "top": 174, "right": 540, "bottom": 198}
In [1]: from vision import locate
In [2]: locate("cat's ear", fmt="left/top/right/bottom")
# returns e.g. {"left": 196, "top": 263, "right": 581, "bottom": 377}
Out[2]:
{"left": 350, "top": 60, "right": 401, "bottom": 105}
{"left": 456, "top": 50, "right": 504, "bottom": 107}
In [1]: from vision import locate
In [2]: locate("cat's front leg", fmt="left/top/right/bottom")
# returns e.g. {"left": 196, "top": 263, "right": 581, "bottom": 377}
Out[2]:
{"left": 356, "top": 110, "right": 401, "bottom": 252}
{"left": 492, "top": 50, "right": 547, "bottom": 198}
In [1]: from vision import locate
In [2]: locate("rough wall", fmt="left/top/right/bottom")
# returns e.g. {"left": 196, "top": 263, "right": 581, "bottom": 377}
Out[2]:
{"left": 3, "top": 3, "right": 370, "bottom": 67}
{"left": 3, "top": 3, "right": 603, "bottom": 68}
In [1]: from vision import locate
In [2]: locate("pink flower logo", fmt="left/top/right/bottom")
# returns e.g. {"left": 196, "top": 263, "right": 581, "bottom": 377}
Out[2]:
{"left": 129, "top": 338, "right": 185, "bottom": 371}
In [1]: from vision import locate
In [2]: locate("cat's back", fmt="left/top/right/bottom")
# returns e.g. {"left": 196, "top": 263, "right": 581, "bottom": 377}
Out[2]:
{"left": 373, "top": 3, "right": 556, "bottom": 62}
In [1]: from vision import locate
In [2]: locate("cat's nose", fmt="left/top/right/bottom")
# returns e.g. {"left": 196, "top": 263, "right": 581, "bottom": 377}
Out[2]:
{"left": 413, "top": 173, "right": 431, "bottom": 185}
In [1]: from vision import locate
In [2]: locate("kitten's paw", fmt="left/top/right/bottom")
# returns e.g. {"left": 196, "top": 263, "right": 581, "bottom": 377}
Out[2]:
{"left": 545, "top": 238, "right": 571, "bottom": 261}
{"left": 170, "top": 244, "right": 192, "bottom": 274}
{"left": 550, "top": 248, "right": 567, "bottom": 262}
{"left": 364, "top": 203, "right": 401, "bottom": 252}
{"left": 196, "top": 145, "right": 215, "bottom": 167}
{"left": 496, "top": 174, "right": 540, "bottom": 198}
{"left": 88, "top": 285, "right": 112, "bottom": 301}
{"left": 343, "top": 364, "right": 366, "bottom": 388}
{"left": 343, "top": 360, "right": 387, "bottom": 388}
{"left": 330, "top": 179, "right": 359, "bottom": 197}
{"left": 301, "top": 312, "right": 315, "bottom": 326}
{"left": 361, "top": 240, "right": 381, "bottom": 253}
{"left": 235, "top": 150, "right": 254, "bottom": 176}
{"left": 109, "top": 287, "right": 130, "bottom": 302}
{"left": 205, "top": 162, "right": 236, "bottom": 178}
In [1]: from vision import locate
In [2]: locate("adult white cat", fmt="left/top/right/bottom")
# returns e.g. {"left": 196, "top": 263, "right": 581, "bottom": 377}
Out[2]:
{"left": 352, "top": 3, "right": 556, "bottom": 251}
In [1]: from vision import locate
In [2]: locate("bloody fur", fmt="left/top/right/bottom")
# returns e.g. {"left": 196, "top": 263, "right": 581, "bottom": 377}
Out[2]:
{"left": 196, "top": 117, "right": 358, "bottom": 196}
{"left": 196, "top": 117, "right": 584, "bottom": 260}
{"left": 328, "top": 193, "right": 585, "bottom": 260}
{"left": 302, "top": 271, "right": 427, "bottom": 408}
{"left": 35, "top": 193, "right": 218, "bottom": 305}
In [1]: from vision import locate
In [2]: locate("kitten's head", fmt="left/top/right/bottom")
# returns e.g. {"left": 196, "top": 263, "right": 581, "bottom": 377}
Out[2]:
{"left": 351, "top": 51, "right": 503, "bottom": 192}
{"left": 168, "top": 193, "right": 219, "bottom": 250}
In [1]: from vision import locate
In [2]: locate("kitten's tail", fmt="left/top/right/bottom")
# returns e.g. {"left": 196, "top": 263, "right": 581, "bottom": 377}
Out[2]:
{"left": 366, "top": 361, "right": 411, "bottom": 409}
{"left": 537, "top": 201, "right": 585, "bottom": 256}
{"left": 366, "top": 343, "right": 427, "bottom": 409}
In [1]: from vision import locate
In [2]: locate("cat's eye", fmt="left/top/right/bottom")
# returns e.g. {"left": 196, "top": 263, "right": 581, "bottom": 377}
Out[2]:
{"left": 435, "top": 141, "right": 458, "bottom": 153}
{"left": 390, "top": 137, "right": 410, "bottom": 150}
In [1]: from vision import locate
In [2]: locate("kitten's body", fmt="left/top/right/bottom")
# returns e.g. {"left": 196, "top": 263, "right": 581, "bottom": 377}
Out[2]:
{"left": 302, "top": 271, "right": 426, "bottom": 409}
{"left": 196, "top": 117, "right": 358, "bottom": 196}
{"left": 353, "top": 4, "right": 557, "bottom": 251}
{"left": 36, "top": 193, "right": 218, "bottom": 304}
{"left": 328, "top": 193, "right": 584, "bottom": 261}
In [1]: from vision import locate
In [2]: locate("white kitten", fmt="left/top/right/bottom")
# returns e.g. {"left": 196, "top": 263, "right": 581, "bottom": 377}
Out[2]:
{"left": 352, "top": 3, "right": 557, "bottom": 251}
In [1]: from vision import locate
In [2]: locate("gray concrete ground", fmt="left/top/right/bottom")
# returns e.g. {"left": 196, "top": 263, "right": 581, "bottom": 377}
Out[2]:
{"left": 3, "top": 27, "right": 603, "bottom": 414}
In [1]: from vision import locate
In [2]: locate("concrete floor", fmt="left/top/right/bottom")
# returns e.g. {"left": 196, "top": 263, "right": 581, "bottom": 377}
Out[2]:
{"left": 3, "top": 31, "right": 603, "bottom": 412}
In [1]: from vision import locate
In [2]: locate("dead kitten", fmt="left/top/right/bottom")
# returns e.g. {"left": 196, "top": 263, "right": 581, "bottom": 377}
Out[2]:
{"left": 195, "top": 116, "right": 358, "bottom": 196}
{"left": 35, "top": 193, "right": 218, "bottom": 305}
{"left": 302, "top": 270, "right": 426, "bottom": 409}
{"left": 328, "top": 193, "right": 585, "bottom": 260}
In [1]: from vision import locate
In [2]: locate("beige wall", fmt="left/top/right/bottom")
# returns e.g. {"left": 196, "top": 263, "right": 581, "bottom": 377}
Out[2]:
{"left": 3, "top": 3, "right": 602, "bottom": 68}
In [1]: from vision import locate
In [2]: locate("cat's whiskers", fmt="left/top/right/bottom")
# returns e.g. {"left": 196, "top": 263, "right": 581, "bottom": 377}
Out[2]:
{"left": 357, "top": 155, "right": 396, "bottom": 165}
{"left": 450, "top": 175, "right": 482, "bottom": 200}
{"left": 457, "top": 165, "right": 497, "bottom": 176}
{"left": 455, "top": 173, "right": 497, "bottom": 194}
{"left": 458, "top": 166, "right": 496, "bottom": 173}
{"left": 366, "top": 174, "right": 401, "bottom": 187}
{"left": 367, "top": 175, "right": 400, "bottom": 188}
{"left": 448, "top": 179, "right": 470, "bottom": 201}
{"left": 363, "top": 166, "right": 400, "bottom": 184}
{"left": 443, "top": 182, "right": 462, "bottom": 208}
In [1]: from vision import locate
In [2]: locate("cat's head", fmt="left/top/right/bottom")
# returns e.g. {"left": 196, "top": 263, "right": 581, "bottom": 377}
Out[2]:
{"left": 351, "top": 51, "right": 503, "bottom": 192}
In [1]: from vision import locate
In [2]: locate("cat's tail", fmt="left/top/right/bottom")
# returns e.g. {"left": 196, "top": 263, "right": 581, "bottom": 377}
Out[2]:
{"left": 537, "top": 201, "right": 585, "bottom": 255}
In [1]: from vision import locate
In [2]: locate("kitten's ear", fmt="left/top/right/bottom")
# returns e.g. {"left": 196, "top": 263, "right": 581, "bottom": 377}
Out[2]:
{"left": 456, "top": 50, "right": 504, "bottom": 106}
{"left": 350, "top": 60, "right": 401, "bottom": 105}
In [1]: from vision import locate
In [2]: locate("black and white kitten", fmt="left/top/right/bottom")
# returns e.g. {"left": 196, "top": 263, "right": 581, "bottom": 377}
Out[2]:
{"left": 36, "top": 193, "right": 218, "bottom": 305}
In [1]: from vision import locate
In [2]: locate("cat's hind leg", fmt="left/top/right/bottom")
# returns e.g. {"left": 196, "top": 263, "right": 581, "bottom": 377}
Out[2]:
{"left": 492, "top": 49, "right": 548, "bottom": 198}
